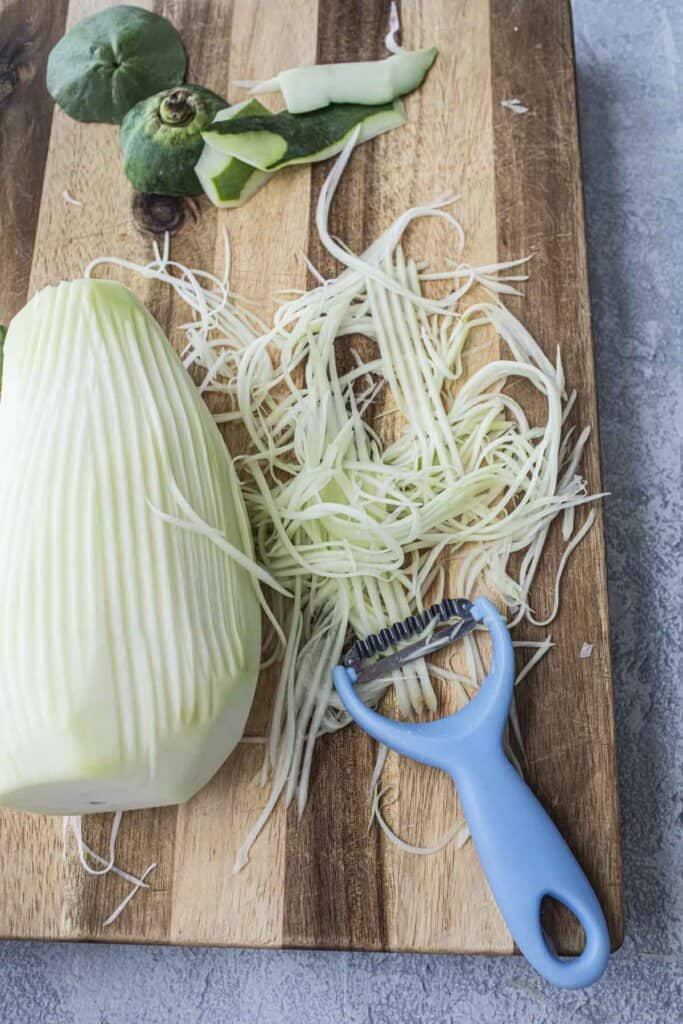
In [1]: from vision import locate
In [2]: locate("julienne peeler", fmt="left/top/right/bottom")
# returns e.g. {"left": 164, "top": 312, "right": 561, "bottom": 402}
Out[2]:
{"left": 333, "top": 595, "right": 610, "bottom": 989}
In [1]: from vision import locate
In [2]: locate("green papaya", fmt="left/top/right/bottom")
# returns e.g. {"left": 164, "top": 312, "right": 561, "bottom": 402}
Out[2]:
{"left": 120, "top": 85, "right": 227, "bottom": 196}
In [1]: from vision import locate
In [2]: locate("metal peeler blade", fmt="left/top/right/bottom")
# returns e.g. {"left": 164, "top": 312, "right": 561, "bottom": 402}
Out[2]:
{"left": 342, "top": 597, "right": 478, "bottom": 685}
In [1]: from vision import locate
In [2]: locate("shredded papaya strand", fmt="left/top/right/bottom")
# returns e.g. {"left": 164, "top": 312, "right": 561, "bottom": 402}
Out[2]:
{"left": 66, "top": 815, "right": 155, "bottom": 927}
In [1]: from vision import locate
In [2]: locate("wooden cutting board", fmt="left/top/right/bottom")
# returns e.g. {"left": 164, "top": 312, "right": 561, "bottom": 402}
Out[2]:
{"left": 0, "top": 0, "right": 623, "bottom": 953}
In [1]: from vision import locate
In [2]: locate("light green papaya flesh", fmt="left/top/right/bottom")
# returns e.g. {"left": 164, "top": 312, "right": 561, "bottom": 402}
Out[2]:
{"left": 195, "top": 100, "right": 273, "bottom": 207}
{"left": 254, "top": 48, "right": 438, "bottom": 115}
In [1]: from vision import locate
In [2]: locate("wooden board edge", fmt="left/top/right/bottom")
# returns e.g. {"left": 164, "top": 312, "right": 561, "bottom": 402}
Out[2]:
{"left": 489, "top": 0, "right": 624, "bottom": 951}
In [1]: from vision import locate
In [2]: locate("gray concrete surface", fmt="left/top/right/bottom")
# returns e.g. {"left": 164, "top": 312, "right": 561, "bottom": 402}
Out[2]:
{"left": 1, "top": 0, "right": 681, "bottom": 1020}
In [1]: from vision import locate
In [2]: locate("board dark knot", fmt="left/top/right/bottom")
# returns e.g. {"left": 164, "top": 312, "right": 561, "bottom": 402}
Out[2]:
{"left": 0, "top": 60, "right": 19, "bottom": 105}
{"left": 132, "top": 193, "right": 187, "bottom": 237}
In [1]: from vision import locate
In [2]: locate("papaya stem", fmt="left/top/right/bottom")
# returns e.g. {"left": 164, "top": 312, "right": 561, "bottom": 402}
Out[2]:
{"left": 159, "top": 88, "right": 194, "bottom": 126}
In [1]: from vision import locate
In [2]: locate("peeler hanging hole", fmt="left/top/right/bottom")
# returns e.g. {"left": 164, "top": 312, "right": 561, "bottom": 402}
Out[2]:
{"left": 540, "top": 894, "right": 587, "bottom": 955}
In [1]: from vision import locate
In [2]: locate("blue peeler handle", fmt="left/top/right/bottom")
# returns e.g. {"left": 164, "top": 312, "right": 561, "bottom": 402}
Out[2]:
{"left": 333, "top": 597, "right": 610, "bottom": 989}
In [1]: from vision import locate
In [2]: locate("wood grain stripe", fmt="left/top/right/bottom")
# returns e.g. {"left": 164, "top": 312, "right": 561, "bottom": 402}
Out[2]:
{"left": 489, "top": 0, "right": 624, "bottom": 951}
{"left": 170, "top": 0, "right": 318, "bottom": 948}
{"left": 381, "top": 0, "right": 510, "bottom": 956}
{"left": 57, "top": 0, "right": 243, "bottom": 943}
{"left": 0, "top": 0, "right": 68, "bottom": 322}
{"left": 282, "top": 0, "right": 393, "bottom": 952}
{"left": 0, "top": 0, "right": 70, "bottom": 943}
